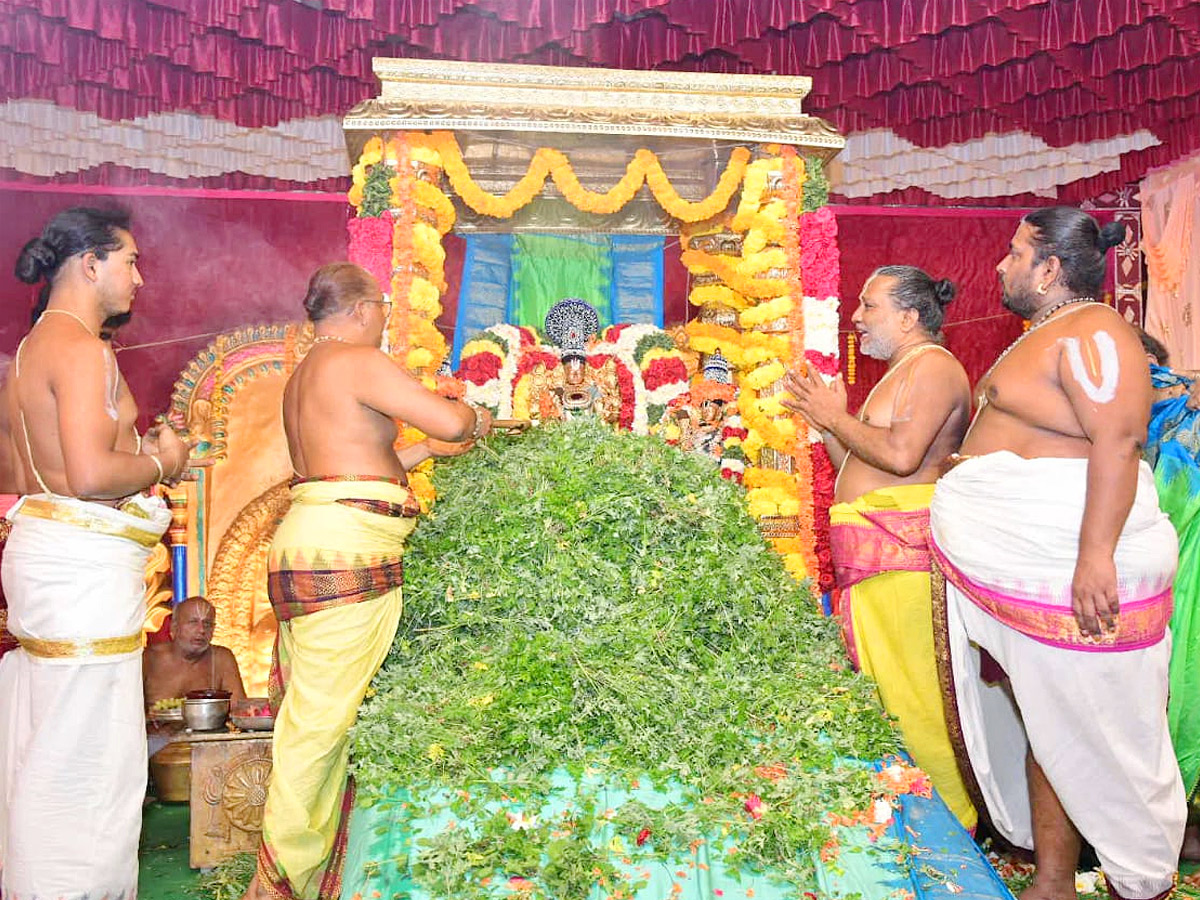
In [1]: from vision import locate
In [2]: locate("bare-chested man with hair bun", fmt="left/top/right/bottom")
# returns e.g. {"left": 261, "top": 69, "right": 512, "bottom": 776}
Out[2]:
{"left": 783, "top": 264, "right": 974, "bottom": 831}
{"left": 0, "top": 206, "right": 193, "bottom": 900}
{"left": 931, "top": 207, "right": 1184, "bottom": 900}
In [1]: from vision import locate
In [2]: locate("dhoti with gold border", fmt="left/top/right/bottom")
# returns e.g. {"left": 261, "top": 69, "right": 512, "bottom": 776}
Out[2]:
{"left": 830, "top": 483, "right": 975, "bottom": 831}
{"left": 930, "top": 452, "right": 1184, "bottom": 900}
{"left": 0, "top": 493, "right": 170, "bottom": 900}
{"left": 257, "top": 476, "right": 419, "bottom": 900}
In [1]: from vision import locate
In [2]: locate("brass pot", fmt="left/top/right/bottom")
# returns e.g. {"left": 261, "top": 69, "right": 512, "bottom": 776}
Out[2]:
{"left": 149, "top": 741, "right": 191, "bottom": 803}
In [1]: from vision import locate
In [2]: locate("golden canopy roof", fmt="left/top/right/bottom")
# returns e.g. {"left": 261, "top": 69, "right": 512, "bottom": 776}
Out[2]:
{"left": 343, "top": 58, "right": 844, "bottom": 162}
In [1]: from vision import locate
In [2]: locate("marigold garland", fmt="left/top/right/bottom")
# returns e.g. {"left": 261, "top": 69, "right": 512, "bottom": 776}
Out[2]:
{"left": 680, "top": 249, "right": 787, "bottom": 299}
{"left": 740, "top": 296, "right": 793, "bottom": 328}
{"left": 348, "top": 132, "right": 464, "bottom": 513}
{"left": 354, "top": 132, "right": 838, "bottom": 590}
{"left": 432, "top": 132, "right": 751, "bottom": 223}
{"left": 781, "top": 148, "right": 817, "bottom": 580}
{"left": 688, "top": 284, "right": 750, "bottom": 310}
{"left": 680, "top": 145, "right": 819, "bottom": 586}
{"left": 388, "top": 137, "right": 415, "bottom": 361}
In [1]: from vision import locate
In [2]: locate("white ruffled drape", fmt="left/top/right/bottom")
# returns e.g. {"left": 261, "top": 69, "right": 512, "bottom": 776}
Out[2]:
{"left": 0, "top": 99, "right": 345, "bottom": 182}
{"left": 835, "top": 128, "right": 1160, "bottom": 200}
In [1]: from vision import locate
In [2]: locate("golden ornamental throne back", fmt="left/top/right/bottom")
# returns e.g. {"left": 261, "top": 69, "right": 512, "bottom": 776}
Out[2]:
{"left": 169, "top": 323, "right": 316, "bottom": 696}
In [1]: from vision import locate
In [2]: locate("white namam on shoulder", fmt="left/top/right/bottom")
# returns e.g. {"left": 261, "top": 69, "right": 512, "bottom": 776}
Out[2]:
{"left": 1063, "top": 328, "right": 1120, "bottom": 405}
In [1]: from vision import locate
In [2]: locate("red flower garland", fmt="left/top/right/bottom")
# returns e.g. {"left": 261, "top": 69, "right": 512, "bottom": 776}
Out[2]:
{"left": 810, "top": 441, "right": 837, "bottom": 593}
{"left": 641, "top": 356, "right": 688, "bottom": 391}
{"left": 800, "top": 207, "right": 840, "bottom": 299}
{"left": 516, "top": 349, "right": 562, "bottom": 378}
{"left": 347, "top": 215, "right": 394, "bottom": 291}
{"left": 602, "top": 324, "right": 631, "bottom": 342}
{"left": 799, "top": 199, "right": 841, "bottom": 589}
{"left": 459, "top": 352, "right": 502, "bottom": 385}
{"left": 805, "top": 349, "right": 839, "bottom": 377}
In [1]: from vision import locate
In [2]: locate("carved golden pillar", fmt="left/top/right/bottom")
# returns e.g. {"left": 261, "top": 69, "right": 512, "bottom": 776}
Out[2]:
{"left": 166, "top": 486, "right": 189, "bottom": 604}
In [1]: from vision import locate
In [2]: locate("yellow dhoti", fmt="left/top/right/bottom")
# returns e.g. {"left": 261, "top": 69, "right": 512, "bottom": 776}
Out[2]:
{"left": 830, "top": 484, "right": 976, "bottom": 830}
{"left": 258, "top": 476, "right": 419, "bottom": 900}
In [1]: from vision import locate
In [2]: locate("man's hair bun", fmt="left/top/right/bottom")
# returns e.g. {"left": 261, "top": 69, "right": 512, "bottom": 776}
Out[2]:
{"left": 14, "top": 237, "right": 57, "bottom": 284}
{"left": 1098, "top": 221, "right": 1127, "bottom": 251}
{"left": 933, "top": 278, "right": 957, "bottom": 307}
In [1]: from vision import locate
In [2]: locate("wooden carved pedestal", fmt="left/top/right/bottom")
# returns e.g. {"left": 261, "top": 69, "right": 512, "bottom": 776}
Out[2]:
{"left": 187, "top": 731, "right": 274, "bottom": 868}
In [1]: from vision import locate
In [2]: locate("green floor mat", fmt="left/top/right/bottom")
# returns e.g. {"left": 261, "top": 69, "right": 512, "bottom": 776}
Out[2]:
{"left": 139, "top": 801, "right": 203, "bottom": 898}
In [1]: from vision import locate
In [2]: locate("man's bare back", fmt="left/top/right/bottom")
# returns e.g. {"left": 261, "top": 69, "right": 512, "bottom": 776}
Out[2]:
{"left": 283, "top": 342, "right": 409, "bottom": 479}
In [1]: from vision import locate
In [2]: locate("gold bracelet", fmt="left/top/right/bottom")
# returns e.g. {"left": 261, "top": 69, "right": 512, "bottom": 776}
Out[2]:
{"left": 149, "top": 454, "right": 164, "bottom": 484}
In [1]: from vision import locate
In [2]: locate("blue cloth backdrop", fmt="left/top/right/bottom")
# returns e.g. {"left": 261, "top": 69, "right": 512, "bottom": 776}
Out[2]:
{"left": 451, "top": 233, "right": 664, "bottom": 368}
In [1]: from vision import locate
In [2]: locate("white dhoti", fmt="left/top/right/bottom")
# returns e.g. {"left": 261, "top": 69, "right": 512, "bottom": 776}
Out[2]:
{"left": 0, "top": 494, "right": 169, "bottom": 900}
{"left": 930, "top": 453, "right": 1185, "bottom": 900}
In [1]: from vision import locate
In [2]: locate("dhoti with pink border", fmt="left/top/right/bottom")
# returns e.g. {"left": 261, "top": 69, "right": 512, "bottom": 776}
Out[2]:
{"left": 930, "top": 452, "right": 1185, "bottom": 900}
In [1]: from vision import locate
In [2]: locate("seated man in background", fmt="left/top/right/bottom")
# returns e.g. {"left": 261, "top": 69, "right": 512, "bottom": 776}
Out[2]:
{"left": 144, "top": 595, "right": 246, "bottom": 707}
{"left": 782, "top": 264, "right": 975, "bottom": 830}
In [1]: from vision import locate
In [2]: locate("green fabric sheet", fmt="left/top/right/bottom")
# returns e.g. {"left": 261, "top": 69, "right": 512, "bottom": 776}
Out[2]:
{"left": 511, "top": 234, "right": 612, "bottom": 329}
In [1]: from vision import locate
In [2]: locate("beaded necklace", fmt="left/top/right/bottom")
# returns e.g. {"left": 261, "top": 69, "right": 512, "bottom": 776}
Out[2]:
{"left": 975, "top": 297, "right": 1096, "bottom": 408}
{"left": 979, "top": 300, "right": 1094, "bottom": 391}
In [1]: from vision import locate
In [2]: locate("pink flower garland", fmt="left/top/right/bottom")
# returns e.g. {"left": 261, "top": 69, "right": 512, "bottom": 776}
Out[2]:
{"left": 800, "top": 205, "right": 841, "bottom": 591}
{"left": 347, "top": 215, "right": 394, "bottom": 291}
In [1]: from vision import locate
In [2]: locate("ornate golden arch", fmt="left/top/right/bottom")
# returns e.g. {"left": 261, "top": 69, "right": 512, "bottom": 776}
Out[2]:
{"left": 170, "top": 323, "right": 314, "bottom": 696}
{"left": 207, "top": 479, "right": 291, "bottom": 696}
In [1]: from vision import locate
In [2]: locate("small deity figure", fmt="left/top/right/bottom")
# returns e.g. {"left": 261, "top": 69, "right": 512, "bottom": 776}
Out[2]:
{"left": 592, "top": 357, "right": 624, "bottom": 426}
{"left": 560, "top": 351, "right": 600, "bottom": 416}
{"left": 526, "top": 362, "right": 563, "bottom": 424}
{"left": 670, "top": 350, "right": 737, "bottom": 460}
{"left": 542, "top": 299, "right": 626, "bottom": 424}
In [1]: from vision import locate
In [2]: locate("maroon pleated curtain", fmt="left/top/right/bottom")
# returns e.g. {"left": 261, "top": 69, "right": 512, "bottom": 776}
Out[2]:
{"left": 1, "top": 0, "right": 1198, "bottom": 198}
{"left": 835, "top": 209, "right": 1029, "bottom": 410}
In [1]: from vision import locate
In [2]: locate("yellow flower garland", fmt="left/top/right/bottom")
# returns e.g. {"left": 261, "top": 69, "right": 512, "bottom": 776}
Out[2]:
{"left": 688, "top": 284, "right": 749, "bottom": 310}
{"left": 679, "top": 144, "right": 810, "bottom": 583}
{"left": 741, "top": 361, "right": 786, "bottom": 392}
{"left": 739, "top": 296, "right": 793, "bottom": 328}
{"left": 431, "top": 132, "right": 751, "bottom": 223}
{"left": 680, "top": 250, "right": 787, "bottom": 299}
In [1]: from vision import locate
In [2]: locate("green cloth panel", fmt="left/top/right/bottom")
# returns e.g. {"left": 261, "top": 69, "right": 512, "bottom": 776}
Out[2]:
{"left": 511, "top": 234, "right": 613, "bottom": 330}
{"left": 340, "top": 770, "right": 910, "bottom": 900}
{"left": 1147, "top": 366, "right": 1200, "bottom": 800}
{"left": 1161, "top": 464, "right": 1200, "bottom": 799}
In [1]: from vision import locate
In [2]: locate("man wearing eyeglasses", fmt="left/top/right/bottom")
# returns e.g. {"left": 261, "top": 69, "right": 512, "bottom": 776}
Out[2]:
{"left": 243, "top": 262, "right": 491, "bottom": 900}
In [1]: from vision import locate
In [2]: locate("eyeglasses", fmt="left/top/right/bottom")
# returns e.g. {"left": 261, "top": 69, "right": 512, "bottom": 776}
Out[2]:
{"left": 364, "top": 299, "right": 393, "bottom": 316}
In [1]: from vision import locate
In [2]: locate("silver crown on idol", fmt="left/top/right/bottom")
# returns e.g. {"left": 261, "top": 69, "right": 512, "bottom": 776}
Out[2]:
{"left": 703, "top": 349, "right": 733, "bottom": 385}
{"left": 544, "top": 298, "right": 600, "bottom": 364}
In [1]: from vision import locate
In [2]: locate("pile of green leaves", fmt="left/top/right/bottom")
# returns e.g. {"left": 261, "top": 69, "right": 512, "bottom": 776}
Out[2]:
{"left": 351, "top": 418, "right": 899, "bottom": 896}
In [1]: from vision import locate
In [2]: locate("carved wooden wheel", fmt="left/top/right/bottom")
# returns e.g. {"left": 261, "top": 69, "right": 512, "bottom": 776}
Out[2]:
{"left": 220, "top": 756, "right": 273, "bottom": 832}
{"left": 207, "top": 480, "right": 292, "bottom": 692}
